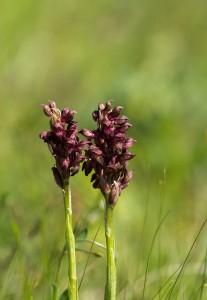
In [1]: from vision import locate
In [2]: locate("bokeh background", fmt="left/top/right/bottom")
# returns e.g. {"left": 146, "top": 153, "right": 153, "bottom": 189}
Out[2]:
{"left": 0, "top": 0, "right": 207, "bottom": 299}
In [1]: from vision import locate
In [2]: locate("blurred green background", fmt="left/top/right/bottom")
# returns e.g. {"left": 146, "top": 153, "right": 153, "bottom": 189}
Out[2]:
{"left": 0, "top": 0, "right": 207, "bottom": 299}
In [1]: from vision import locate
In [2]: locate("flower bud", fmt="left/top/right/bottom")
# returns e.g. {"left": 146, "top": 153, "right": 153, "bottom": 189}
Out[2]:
{"left": 109, "top": 181, "right": 120, "bottom": 207}
{"left": 39, "top": 131, "right": 48, "bottom": 140}
{"left": 105, "top": 100, "right": 113, "bottom": 111}
{"left": 113, "top": 115, "right": 128, "bottom": 125}
{"left": 59, "top": 157, "right": 70, "bottom": 170}
{"left": 111, "top": 106, "right": 123, "bottom": 117}
{"left": 66, "top": 122, "right": 78, "bottom": 137}
{"left": 125, "top": 138, "right": 136, "bottom": 148}
{"left": 119, "top": 122, "right": 132, "bottom": 132}
{"left": 90, "top": 173, "right": 97, "bottom": 182}
{"left": 51, "top": 122, "right": 65, "bottom": 137}
{"left": 76, "top": 140, "right": 89, "bottom": 151}
{"left": 113, "top": 141, "right": 123, "bottom": 151}
{"left": 79, "top": 128, "right": 95, "bottom": 138}
{"left": 52, "top": 167, "right": 63, "bottom": 189}
{"left": 98, "top": 103, "right": 105, "bottom": 111}
{"left": 88, "top": 146, "right": 102, "bottom": 156}
{"left": 102, "top": 124, "right": 115, "bottom": 136}
{"left": 70, "top": 164, "right": 80, "bottom": 176}
{"left": 118, "top": 153, "right": 135, "bottom": 163}
{"left": 82, "top": 160, "right": 93, "bottom": 176}
{"left": 114, "top": 132, "right": 125, "bottom": 138}
{"left": 93, "top": 179, "right": 99, "bottom": 189}
{"left": 41, "top": 104, "right": 52, "bottom": 117}
{"left": 92, "top": 110, "right": 99, "bottom": 121}
{"left": 61, "top": 108, "right": 76, "bottom": 123}
{"left": 71, "top": 155, "right": 85, "bottom": 165}
{"left": 122, "top": 170, "right": 133, "bottom": 185}
{"left": 49, "top": 100, "right": 57, "bottom": 109}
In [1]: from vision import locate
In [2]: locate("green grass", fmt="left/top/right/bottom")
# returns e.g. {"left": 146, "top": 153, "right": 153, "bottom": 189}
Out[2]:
{"left": 1, "top": 0, "right": 207, "bottom": 298}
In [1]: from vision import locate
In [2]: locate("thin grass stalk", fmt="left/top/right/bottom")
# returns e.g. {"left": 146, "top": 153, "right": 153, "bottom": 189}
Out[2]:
{"left": 52, "top": 245, "right": 66, "bottom": 300}
{"left": 199, "top": 244, "right": 207, "bottom": 299}
{"left": 142, "top": 211, "right": 170, "bottom": 299}
{"left": 78, "top": 227, "right": 100, "bottom": 291}
{"left": 167, "top": 218, "right": 207, "bottom": 300}
{"left": 63, "top": 178, "right": 78, "bottom": 300}
{"left": 104, "top": 200, "right": 116, "bottom": 300}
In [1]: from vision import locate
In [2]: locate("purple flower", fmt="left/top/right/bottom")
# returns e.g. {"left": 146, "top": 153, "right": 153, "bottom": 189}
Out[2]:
{"left": 40, "top": 100, "right": 88, "bottom": 188}
{"left": 80, "top": 100, "right": 136, "bottom": 207}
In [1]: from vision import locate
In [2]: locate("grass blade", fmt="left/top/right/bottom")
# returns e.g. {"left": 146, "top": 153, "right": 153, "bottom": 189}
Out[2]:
{"left": 142, "top": 211, "right": 170, "bottom": 299}
{"left": 167, "top": 218, "right": 207, "bottom": 299}
{"left": 78, "top": 227, "right": 100, "bottom": 291}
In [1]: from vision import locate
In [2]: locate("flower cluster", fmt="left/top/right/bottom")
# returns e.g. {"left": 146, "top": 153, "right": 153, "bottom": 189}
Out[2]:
{"left": 40, "top": 101, "right": 88, "bottom": 188}
{"left": 80, "top": 100, "right": 136, "bottom": 207}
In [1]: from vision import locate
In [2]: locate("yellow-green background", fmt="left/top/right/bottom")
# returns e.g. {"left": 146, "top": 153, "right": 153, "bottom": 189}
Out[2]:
{"left": 0, "top": 0, "right": 207, "bottom": 299}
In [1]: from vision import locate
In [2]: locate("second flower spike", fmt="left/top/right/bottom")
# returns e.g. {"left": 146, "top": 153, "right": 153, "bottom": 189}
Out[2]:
{"left": 80, "top": 100, "right": 136, "bottom": 207}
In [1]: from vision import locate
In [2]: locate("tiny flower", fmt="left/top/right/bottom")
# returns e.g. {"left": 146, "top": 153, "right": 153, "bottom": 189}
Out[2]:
{"left": 124, "top": 138, "right": 136, "bottom": 148}
{"left": 48, "top": 100, "right": 57, "bottom": 109}
{"left": 79, "top": 128, "right": 96, "bottom": 138}
{"left": 40, "top": 101, "right": 88, "bottom": 186}
{"left": 105, "top": 100, "right": 113, "bottom": 110}
{"left": 108, "top": 181, "right": 120, "bottom": 206}
{"left": 41, "top": 104, "right": 52, "bottom": 117}
{"left": 120, "top": 170, "right": 134, "bottom": 190}
{"left": 98, "top": 102, "right": 105, "bottom": 111}
{"left": 61, "top": 108, "right": 76, "bottom": 123}
{"left": 111, "top": 105, "right": 123, "bottom": 117}
{"left": 81, "top": 100, "right": 136, "bottom": 207}
{"left": 52, "top": 167, "right": 63, "bottom": 189}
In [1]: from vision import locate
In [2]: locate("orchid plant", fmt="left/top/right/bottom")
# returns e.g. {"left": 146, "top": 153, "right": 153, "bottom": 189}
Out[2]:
{"left": 40, "top": 101, "right": 88, "bottom": 300}
{"left": 40, "top": 100, "right": 135, "bottom": 300}
{"left": 80, "top": 100, "right": 136, "bottom": 299}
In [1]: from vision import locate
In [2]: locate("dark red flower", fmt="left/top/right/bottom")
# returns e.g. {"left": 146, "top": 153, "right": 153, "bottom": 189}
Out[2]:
{"left": 40, "top": 100, "right": 88, "bottom": 188}
{"left": 80, "top": 100, "right": 136, "bottom": 207}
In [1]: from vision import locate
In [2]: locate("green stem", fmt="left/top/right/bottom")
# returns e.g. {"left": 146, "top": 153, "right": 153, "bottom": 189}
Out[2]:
{"left": 52, "top": 285, "right": 58, "bottom": 300}
{"left": 63, "top": 179, "right": 78, "bottom": 300}
{"left": 104, "top": 201, "right": 116, "bottom": 300}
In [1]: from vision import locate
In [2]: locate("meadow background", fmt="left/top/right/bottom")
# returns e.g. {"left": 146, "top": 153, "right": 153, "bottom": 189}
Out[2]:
{"left": 0, "top": 0, "right": 207, "bottom": 299}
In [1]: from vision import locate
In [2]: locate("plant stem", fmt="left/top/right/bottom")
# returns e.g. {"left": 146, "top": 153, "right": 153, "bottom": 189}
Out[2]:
{"left": 104, "top": 201, "right": 116, "bottom": 300}
{"left": 63, "top": 178, "right": 78, "bottom": 300}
